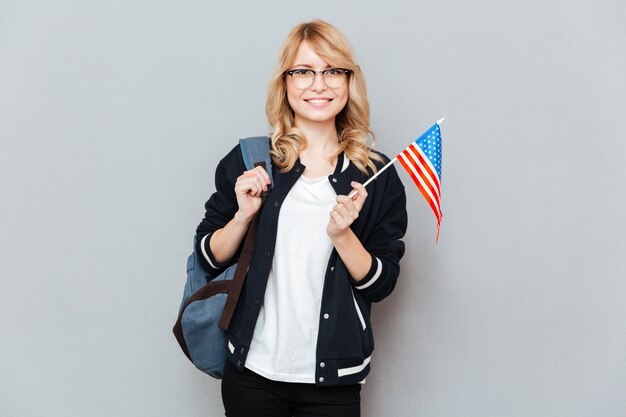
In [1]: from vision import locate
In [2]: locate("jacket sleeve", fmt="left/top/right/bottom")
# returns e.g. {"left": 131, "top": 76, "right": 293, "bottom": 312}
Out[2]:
{"left": 194, "top": 145, "right": 244, "bottom": 275}
{"left": 349, "top": 165, "right": 407, "bottom": 302}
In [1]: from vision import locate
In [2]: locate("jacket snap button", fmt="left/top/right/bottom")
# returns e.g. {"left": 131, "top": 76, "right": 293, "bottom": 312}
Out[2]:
{"left": 320, "top": 362, "right": 325, "bottom": 368}
{"left": 319, "top": 377, "right": 325, "bottom": 383}
{"left": 330, "top": 266, "right": 334, "bottom": 271}
{"left": 295, "top": 167, "right": 301, "bottom": 172}
{"left": 264, "top": 251, "right": 271, "bottom": 257}
{"left": 331, "top": 178, "right": 337, "bottom": 183}
{"left": 237, "top": 360, "right": 242, "bottom": 367}
{"left": 273, "top": 201, "right": 279, "bottom": 207}
{"left": 240, "top": 347, "right": 245, "bottom": 354}
{"left": 323, "top": 313, "right": 330, "bottom": 319}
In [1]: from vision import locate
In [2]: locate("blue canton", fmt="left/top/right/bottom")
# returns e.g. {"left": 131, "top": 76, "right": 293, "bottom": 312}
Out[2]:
{"left": 415, "top": 123, "right": 442, "bottom": 178}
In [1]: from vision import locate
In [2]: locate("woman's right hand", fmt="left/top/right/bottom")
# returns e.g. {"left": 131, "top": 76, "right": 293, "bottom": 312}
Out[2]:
{"left": 234, "top": 165, "right": 271, "bottom": 223}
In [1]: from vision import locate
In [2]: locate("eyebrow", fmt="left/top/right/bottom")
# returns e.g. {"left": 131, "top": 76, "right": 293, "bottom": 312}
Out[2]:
{"left": 291, "top": 64, "right": 333, "bottom": 69}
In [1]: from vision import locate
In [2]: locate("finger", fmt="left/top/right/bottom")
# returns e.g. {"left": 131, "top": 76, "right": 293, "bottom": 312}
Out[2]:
{"left": 347, "top": 182, "right": 360, "bottom": 199}
{"left": 332, "top": 207, "right": 353, "bottom": 229}
{"left": 350, "top": 181, "right": 368, "bottom": 209}
{"left": 255, "top": 165, "right": 271, "bottom": 185}
{"left": 336, "top": 195, "right": 355, "bottom": 211}
{"left": 236, "top": 180, "right": 256, "bottom": 196}
{"left": 252, "top": 166, "right": 269, "bottom": 191}
{"left": 336, "top": 195, "right": 359, "bottom": 218}
{"left": 241, "top": 169, "right": 268, "bottom": 192}
{"left": 335, "top": 202, "right": 357, "bottom": 222}
{"left": 234, "top": 177, "right": 249, "bottom": 194}
{"left": 251, "top": 182, "right": 261, "bottom": 196}
{"left": 241, "top": 170, "right": 259, "bottom": 178}
{"left": 236, "top": 176, "right": 263, "bottom": 197}
{"left": 251, "top": 178, "right": 265, "bottom": 196}
{"left": 329, "top": 209, "right": 347, "bottom": 230}
{"left": 350, "top": 182, "right": 367, "bottom": 199}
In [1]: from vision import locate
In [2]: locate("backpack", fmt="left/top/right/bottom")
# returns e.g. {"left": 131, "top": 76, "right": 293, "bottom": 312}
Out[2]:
{"left": 173, "top": 136, "right": 272, "bottom": 378}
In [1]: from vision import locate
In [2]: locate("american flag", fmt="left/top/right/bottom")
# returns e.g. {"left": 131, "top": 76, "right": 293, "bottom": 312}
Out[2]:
{"left": 397, "top": 121, "right": 443, "bottom": 241}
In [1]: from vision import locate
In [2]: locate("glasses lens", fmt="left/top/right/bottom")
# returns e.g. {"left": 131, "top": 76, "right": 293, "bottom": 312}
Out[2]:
{"left": 291, "top": 70, "right": 314, "bottom": 89}
{"left": 324, "top": 69, "right": 347, "bottom": 88}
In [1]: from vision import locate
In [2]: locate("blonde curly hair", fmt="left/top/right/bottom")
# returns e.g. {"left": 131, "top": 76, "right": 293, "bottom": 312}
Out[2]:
{"left": 266, "top": 20, "right": 382, "bottom": 174}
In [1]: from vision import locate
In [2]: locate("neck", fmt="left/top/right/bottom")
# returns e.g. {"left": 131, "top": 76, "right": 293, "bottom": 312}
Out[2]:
{"left": 294, "top": 116, "right": 339, "bottom": 155}
{"left": 294, "top": 117, "right": 341, "bottom": 178}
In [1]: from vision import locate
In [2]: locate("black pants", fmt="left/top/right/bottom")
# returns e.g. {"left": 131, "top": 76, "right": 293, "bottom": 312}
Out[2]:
{"left": 221, "top": 361, "right": 361, "bottom": 417}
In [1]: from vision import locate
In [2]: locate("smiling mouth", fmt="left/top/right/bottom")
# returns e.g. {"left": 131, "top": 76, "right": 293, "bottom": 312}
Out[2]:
{"left": 305, "top": 98, "right": 333, "bottom": 104}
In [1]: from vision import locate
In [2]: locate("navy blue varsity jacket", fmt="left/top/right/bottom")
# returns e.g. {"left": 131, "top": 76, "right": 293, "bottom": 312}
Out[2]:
{"left": 195, "top": 143, "right": 407, "bottom": 386}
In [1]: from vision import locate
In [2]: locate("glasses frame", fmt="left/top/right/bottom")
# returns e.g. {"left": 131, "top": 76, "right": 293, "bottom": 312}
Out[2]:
{"left": 284, "top": 68, "right": 352, "bottom": 89}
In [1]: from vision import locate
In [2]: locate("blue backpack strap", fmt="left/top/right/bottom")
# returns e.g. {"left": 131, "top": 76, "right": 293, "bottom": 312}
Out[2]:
{"left": 239, "top": 136, "right": 274, "bottom": 187}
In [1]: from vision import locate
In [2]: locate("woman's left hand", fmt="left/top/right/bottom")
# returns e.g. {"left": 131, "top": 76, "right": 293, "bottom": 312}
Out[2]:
{"left": 327, "top": 181, "right": 368, "bottom": 239}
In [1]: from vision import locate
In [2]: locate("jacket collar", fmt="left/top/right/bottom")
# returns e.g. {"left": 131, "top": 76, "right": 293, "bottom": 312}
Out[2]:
{"left": 270, "top": 152, "right": 369, "bottom": 200}
{"left": 329, "top": 153, "right": 370, "bottom": 195}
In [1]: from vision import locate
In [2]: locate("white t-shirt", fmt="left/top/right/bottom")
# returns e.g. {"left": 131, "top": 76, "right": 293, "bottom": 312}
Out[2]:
{"left": 244, "top": 173, "right": 337, "bottom": 383}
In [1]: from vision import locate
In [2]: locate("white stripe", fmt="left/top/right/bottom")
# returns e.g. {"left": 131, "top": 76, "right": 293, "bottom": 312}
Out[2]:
{"left": 200, "top": 234, "right": 219, "bottom": 269}
{"left": 406, "top": 145, "right": 441, "bottom": 199}
{"left": 341, "top": 155, "right": 350, "bottom": 172}
{"left": 413, "top": 144, "right": 441, "bottom": 192}
{"left": 351, "top": 290, "right": 366, "bottom": 330}
{"left": 398, "top": 152, "right": 442, "bottom": 220}
{"left": 338, "top": 356, "right": 371, "bottom": 377}
{"left": 355, "top": 257, "right": 382, "bottom": 290}
{"left": 228, "top": 341, "right": 234, "bottom": 354}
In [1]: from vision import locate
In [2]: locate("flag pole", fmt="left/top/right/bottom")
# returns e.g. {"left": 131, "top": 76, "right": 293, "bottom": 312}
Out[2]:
{"left": 348, "top": 117, "right": 445, "bottom": 199}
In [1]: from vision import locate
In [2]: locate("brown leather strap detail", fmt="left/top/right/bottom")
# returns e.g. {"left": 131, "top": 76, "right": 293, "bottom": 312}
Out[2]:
{"left": 218, "top": 161, "right": 268, "bottom": 331}
{"left": 218, "top": 209, "right": 264, "bottom": 330}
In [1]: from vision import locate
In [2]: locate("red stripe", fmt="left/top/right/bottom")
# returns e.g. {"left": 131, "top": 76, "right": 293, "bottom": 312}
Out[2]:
{"left": 401, "top": 148, "right": 441, "bottom": 213}
{"left": 411, "top": 144, "right": 440, "bottom": 190}
{"left": 407, "top": 144, "right": 442, "bottom": 219}
{"left": 401, "top": 148, "right": 440, "bottom": 209}
{"left": 398, "top": 153, "right": 442, "bottom": 223}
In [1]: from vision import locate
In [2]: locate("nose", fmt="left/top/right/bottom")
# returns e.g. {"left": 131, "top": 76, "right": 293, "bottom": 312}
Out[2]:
{"left": 310, "top": 73, "right": 327, "bottom": 92}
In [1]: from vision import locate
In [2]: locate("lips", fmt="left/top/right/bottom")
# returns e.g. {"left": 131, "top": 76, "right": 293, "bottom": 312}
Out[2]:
{"left": 304, "top": 98, "right": 333, "bottom": 104}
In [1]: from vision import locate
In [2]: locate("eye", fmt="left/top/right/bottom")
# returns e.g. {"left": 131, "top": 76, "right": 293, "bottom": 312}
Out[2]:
{"left": 326, "top": 68, "right": 341, "bottom": 75}
{"left": 292, "top": 69, "right": 312, "bottom": 76}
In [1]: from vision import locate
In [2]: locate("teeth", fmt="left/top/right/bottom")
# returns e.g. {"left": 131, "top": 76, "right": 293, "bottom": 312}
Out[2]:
{"left": 307, "top": 99, "right": 331, "bottom": 104}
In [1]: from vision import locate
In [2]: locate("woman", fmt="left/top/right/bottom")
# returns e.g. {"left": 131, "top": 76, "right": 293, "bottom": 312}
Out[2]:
{"left": 196, "top": 20, "right": 407, "bottom": 417}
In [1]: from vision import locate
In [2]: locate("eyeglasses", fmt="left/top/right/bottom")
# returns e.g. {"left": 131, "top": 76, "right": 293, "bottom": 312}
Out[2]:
{"left": 285, "top": 68, "right": 351, "bottom": 89}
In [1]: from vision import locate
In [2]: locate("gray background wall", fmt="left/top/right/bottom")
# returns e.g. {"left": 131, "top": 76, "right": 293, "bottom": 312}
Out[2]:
{"left": 1, "top": 1, "right": 625, "bottom": 416}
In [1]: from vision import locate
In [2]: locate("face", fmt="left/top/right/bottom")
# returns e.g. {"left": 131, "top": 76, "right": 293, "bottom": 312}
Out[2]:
{"left": 285, "top": 41, "right": 349, "bottom": 127}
